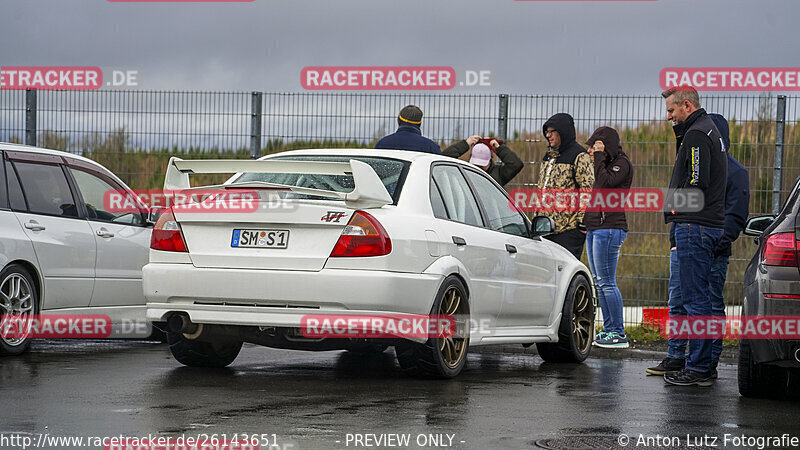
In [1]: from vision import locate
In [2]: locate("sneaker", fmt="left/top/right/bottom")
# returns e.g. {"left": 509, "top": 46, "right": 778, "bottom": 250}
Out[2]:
{"left": 594, "top": 332, "right": 629, "bottom": 349}
{"left": 711, "top": 369, "right": 718, "bottom": 379}
{"left": 664, "top": 368, "right": 714, "bottom": 387}
{"left": 645, "top": 357, "right": 685, "bottom": 375}
{"left": 592, "top": 330, "right": 609, "bottom": 346}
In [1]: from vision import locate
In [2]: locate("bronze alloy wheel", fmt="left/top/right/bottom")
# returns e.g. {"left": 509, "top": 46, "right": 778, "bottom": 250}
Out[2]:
{"left": 536, "top": 274, "right": 594, "bottom": 363}
{"left": 395, "top": 275, "right": 471, "bottom": 378}
{"left": 437, "top": 285, "right": 468, "bottom": 369}
{"left": 571, "top": 283, "right": 593, "bottom": 355}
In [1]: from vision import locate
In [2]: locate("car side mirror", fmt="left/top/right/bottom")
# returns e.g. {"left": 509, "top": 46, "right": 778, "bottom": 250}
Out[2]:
{"left": 744, "top": 215, "right": 775, "bottom": 237}
{"left": 530, "top": 216, "right": 555, "bottom": 238}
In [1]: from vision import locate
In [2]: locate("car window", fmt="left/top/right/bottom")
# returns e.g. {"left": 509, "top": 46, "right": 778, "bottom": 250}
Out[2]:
{"left": 6, "top": 160, "right": 27, "bottom": 211}
{"left": 463, "top": 169, "right": 528, "bottom": 237}
{"left": 430, "top": 178, "right": 448, "bottom": 219}
{"left": 69, "top": 168, "right": 146, "bottom": 226}
{"left": 234, "top": 156, "right": 408, "bottom": 202}
{"left": 0, "top": 153, "right": 7, "bottom": 209}
{"left": 13, "top": 161, "right": 78, "bottom": 218}
{"left": 779, "top": 176, "right": 800, "bottom": 216}
{"left": 431, "top": 165, "right": 483, "bottom": 227}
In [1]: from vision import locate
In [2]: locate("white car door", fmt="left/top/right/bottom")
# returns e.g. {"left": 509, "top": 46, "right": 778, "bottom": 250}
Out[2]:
{"left": 462, "top": 169, "right": 559, "bottom": 327}
{"left": 429, "top": 164, "right": 505, "bottom": 324}
{"left": 66, "top": 164, "right": 151, "bottom": 308}
{"left": 6, "top": 155, "right": 96, "bottom": 310}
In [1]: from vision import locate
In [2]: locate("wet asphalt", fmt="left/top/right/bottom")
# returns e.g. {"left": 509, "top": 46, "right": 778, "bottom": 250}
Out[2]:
{"left": 1, "top": 340, "right": 800, "bottom": 450}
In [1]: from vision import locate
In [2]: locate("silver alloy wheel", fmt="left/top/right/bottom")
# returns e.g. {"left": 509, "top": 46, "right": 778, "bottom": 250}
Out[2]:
{"left": 0, "top": 272, "right": 35, "bottom": 347}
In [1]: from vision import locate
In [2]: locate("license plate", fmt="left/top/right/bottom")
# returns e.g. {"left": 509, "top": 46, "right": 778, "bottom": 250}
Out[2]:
{"left": 231, "top": 229, "right": 289, "bottom": 248}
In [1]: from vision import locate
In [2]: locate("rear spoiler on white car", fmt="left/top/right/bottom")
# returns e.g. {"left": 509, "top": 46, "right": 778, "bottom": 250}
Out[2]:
{"left": 163, "top": 157, "right": 393, "bottom": 209}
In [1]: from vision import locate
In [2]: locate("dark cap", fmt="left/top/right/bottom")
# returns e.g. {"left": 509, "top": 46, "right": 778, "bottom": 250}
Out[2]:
{"left": 398, "top": 105, "right": 423, "bottom": 125}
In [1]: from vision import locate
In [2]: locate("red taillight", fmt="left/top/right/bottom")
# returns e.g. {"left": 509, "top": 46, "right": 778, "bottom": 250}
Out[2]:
{"left": 150, "top": 208, "right": 188, "bottom": 252}
{"left": 761, "top": 232, "right": 799, "bottom": 267}
{"left": 330, "top": 211, "right": 391, "bottom": 257}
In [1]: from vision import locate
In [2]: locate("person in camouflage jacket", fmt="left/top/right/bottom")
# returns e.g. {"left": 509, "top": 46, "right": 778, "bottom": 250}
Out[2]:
{"left": 538, "top": 113, "right": 595, "bottom": 258}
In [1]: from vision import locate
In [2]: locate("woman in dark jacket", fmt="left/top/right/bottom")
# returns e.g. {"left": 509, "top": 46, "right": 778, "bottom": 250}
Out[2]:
{"left": 583, "top": 126, "right": 633, "bottom": 349}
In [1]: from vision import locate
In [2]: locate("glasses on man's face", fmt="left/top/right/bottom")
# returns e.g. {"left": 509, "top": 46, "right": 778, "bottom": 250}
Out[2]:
{"left": 545, "top": 129, "right": 558, "bottom": 136}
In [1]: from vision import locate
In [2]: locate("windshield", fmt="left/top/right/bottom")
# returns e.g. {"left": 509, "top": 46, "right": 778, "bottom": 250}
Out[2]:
{"left": 231, "top": 155, "right": 409, "bottom": 202}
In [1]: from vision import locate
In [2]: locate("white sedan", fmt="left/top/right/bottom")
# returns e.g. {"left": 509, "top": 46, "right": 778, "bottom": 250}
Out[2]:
{"left": 144, "top": 149, "right": 595, "bottom": 378}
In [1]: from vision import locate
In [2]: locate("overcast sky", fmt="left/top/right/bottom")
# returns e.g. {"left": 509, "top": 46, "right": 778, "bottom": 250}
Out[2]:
{"left": 2, "top": 0, "right": 798, "bottom": 94}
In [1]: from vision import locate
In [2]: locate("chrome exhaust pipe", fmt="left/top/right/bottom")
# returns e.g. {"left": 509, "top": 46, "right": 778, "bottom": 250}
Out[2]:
{"left": 794, "top": 347, "right": 800, "bottom": 364}
{"left": 167, "top": 313, "right": 198, "bottom": 335}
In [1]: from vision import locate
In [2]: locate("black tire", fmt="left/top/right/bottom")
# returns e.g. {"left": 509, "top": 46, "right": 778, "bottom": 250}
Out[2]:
{"left": 0, "top": 264, "right": 38, "bottom": 356}
{"left": 147, "top": 322, "right": 169, "bottom": 343}
{"left": 395, "top": 275, "right": 469, "bottom": 378}
{"left": 167, "top": 329, "right": 242, "bottom": 368}
{"left": 738, "top": 339, "right": 786, "bottom": 398}
{"left": 537, "top": 274, "right": 594, "bottom": 363}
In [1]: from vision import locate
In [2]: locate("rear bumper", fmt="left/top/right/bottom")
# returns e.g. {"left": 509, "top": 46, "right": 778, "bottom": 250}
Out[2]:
{"left": 143, "top": 263, "right": 442, "bottom": 327}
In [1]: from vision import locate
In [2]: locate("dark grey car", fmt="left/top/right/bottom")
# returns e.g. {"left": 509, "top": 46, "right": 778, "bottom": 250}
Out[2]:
{"left": 739, "top": 175, "right": 800, "bottom": 398}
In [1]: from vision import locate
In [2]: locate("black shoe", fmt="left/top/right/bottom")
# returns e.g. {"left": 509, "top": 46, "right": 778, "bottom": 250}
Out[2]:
{"left": 646, "top": 357, "right": 685, "bottom": 375}
{"left": 711, "top": 369, "right": 718, "bottom": 379}
{"left": 664, "top": 368, "right": 714, "bottom": 387}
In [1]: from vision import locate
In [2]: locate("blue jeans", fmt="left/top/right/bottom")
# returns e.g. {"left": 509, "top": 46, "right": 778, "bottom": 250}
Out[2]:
{"left": 666, "top": 251, "right": 730, "bottom": 368}
{"left": 586, "top": 229, "right": 627, "bottom": 335}
{"left": 708, "top": 255, "right": 730, "bottom": 368}
{"left": 671, "top": 223, "right": 723, "bottom": 374}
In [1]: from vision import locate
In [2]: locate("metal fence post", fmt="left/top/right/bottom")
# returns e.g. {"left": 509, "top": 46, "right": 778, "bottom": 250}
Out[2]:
{"left": 250, "top": 92, "right": 263, "bottom": 160}
{"left": 498, "top": 94, "right": 509, "bottom": 141}
{"left": 25, "top": 89, "right": 37, "bottom": 146}
{"left": 772, "top": 95, "right": 786, "bottom": 215}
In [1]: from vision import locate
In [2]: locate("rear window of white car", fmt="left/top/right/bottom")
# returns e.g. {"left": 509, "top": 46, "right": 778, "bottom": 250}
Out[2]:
{"left": 232, "top": 155, "right": 409, "bottom": 201}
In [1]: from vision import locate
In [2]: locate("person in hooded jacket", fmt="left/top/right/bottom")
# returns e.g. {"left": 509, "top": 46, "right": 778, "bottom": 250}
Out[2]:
{"left": 442, "top": 135, "right": 523, "bottom": 186}
{"left": 375, "top": 105, "right": 441, "bottom": 154}
{"left": 583, "top": 126, "right": 633, "bottom": 349}
{"left": 538, "top": 113, "right": 595, "bottom": 259}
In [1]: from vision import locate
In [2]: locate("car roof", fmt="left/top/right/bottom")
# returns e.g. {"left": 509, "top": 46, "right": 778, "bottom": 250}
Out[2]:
{"left": 261, "top": 148, "right": 475, "bottom": 168}
{"left": 0, "top": 142, "right": 106, "bottom": 167}
{"left": 0, "top": 142, "right": 128, "bottom": 185}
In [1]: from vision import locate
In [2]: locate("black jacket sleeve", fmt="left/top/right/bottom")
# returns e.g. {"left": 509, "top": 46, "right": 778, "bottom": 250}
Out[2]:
{"left": 495, "top": 144, "right": 524, "bottom": 185}
{"left": 715, "top": 167, "right": 750, "bottom": 256}
{"left": 442, "top": 140, "right": 470, "bottom": 159}
{"left": 593, "top": 154, "right": 631, "bottom": 188}
{"left": 682, "top": 130, "right": 712, "bottom": 190}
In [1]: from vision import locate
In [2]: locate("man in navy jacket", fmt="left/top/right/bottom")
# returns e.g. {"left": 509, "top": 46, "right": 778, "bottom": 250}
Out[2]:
{"left": 705, "top": 113, "right": 750, "bottom": 372}
{"left": 375, "top": 105, "right": 441, "bottom": 154}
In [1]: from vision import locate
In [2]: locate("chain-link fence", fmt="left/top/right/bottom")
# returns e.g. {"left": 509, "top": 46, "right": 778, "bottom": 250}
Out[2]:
{"left": 2, "top": 90, "right": 798, "bottom": 328}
